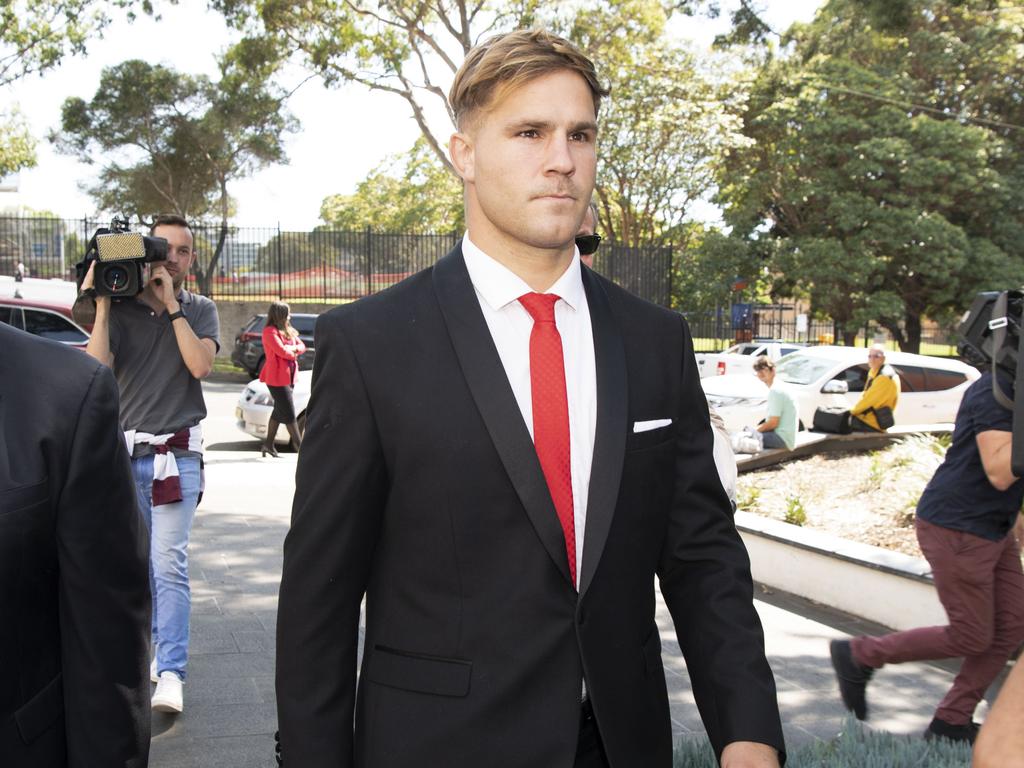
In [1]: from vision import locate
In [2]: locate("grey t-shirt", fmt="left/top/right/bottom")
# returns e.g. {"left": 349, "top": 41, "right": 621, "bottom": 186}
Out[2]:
{"left": 108, "top": 289, "right": 219, "bottom": 456}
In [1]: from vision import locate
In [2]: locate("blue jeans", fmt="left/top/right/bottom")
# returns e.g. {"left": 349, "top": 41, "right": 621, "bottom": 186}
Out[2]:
{"left": 132, "top": 453, "right": 200, "bottom": 681}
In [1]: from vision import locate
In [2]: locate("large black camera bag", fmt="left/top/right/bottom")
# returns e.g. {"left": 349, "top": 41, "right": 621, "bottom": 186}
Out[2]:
{"left": 813, "top": 406, "right": 852, "bottom": 434}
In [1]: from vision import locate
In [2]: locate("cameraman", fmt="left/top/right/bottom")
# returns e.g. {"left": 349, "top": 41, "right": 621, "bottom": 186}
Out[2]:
{"left": 80, "top": 214, "right": 220, "bottom": 715}
{"left": 830, "top": 368, "right": 1024, "bottom": 743}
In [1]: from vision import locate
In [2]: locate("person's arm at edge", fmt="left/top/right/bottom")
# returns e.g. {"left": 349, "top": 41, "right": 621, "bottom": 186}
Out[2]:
{"left": 659, "top": 316, "right": 784, "bottom": 767}
{"left": 276, "top": 311, "right": 387, "bottom": 768}
{"left": 58, "top": 362, "right": 151, "bottom": 765}
{"left": 973, "top": 660, "right": 1024, "bottom": 768}
{"left": 976, "top": 429, "right": 1017, "bottom": 491}
{"left": 756, "top": 416, "right": 780, "bottom": 433}
{"left": 80, "top": 263, "right": 114, "bottom": 368}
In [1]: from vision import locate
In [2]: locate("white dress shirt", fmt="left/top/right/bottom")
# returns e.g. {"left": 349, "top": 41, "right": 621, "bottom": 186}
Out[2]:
{"left": 461, "top": 234, "right": 597, "bottom": 587}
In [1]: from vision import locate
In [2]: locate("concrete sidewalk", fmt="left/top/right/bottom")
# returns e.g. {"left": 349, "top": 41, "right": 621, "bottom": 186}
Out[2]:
{"left": 149, "top": 447, "right": 985, "bottom": 767}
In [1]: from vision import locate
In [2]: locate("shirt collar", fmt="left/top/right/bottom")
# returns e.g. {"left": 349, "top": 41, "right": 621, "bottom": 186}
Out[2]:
{"left": 461, "top": 233, "right": 584, "bottom": 313}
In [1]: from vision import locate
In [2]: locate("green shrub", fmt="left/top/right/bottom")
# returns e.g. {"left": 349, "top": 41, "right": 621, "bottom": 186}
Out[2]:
{"left": 784, "top": 495, "right": 807, "bottom": 526}
{"left": 738, "top": 486, "right": 761, "bottom": 511}
{"left": 673, "top": 719, "right": 972, "bottom": 767}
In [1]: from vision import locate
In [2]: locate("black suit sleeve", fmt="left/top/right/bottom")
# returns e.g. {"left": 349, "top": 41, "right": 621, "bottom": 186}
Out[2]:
{"left": 276, "top": 312, "right": 388, "bottom": 768}
{"left": 57, "top": 363, "right": 151, "bottom": 767}
{"left": 658, "top": 316, "right": 785, "bottom": 762}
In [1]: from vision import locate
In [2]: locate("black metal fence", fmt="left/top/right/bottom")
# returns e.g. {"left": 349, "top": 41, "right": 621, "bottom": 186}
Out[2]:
{"left": 0, "top": 216, "right": 674, "bottom": 307}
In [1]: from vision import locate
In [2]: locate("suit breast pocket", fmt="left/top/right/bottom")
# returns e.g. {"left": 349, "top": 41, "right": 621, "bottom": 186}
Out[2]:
{"left": 0, "top": 479, "right": 49, "bottom": 517}
{"left": 625, "top": 425, "right": 674, "bottom": 453}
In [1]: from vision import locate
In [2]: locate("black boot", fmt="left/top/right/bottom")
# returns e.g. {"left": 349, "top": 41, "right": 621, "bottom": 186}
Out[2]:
{"left": 262, "top": 418, "right": 280, "bottom": 457}
{"left": 285, "top": 421, "right": 302, "bottom": 453}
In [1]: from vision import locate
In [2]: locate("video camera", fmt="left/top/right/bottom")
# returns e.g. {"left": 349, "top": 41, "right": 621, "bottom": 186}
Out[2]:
{"left": 957, "top": 290, "right": 1024, "bottom": 475}
{"left": 75, "top": 217, "right": 168, "bottom": 297}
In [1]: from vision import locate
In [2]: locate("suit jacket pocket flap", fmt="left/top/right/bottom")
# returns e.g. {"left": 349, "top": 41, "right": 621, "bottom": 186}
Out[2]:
{"left": 0, "top": 478, "right": 48, "bottom": 516}
{"left": 366, "top": 645, "right": 471, "bottom": 697}
{"left": 15, "top": 672, "right": 63, "bottom": 744}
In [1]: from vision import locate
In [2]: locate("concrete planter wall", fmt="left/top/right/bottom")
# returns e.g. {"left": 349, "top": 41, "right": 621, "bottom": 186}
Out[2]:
{"left": 735, "top": 511, "right": 946, "bottom": 631}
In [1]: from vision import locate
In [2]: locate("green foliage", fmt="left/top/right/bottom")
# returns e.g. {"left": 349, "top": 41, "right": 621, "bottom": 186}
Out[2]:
{"left": 784, "top": 494, "right": 807, "bottom": 526}
{"left": 715, "top": 0, "right": 1024, "bottom": 352}
{"left": 50, "top": 57, "right": 297, "bottom": 292}
{"left": 1, "top": 0, "right": 148, "bottom": 175}
{"left": 0, "top": 108, "right": 36, "bottom": 177}
{"left": 673, "top": 719, "right": 972, "bottom": 766}
{"left": 0, "top": 0, "right": 147, "bottom": 87}
{"left": 737, "top": 485, "right": 761, "bottom": 512}
{"left": 214, "top": 0, "right": 740, "bottom": 249}
{"left": 320, "top": 138, "right": 463, "bottom": 233}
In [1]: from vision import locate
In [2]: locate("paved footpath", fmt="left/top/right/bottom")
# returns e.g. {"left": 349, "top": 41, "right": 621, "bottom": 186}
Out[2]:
{"left": 149, "top": 382, "right": 998, "bottom": 766}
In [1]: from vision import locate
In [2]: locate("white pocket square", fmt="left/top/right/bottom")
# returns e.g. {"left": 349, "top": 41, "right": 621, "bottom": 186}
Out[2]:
{"left": 633, "top": 418, "right": 672, "bottom": 433}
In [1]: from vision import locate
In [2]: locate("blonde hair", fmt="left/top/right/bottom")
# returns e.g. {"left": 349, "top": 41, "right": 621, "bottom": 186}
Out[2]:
{"left": 449, "top": 29, "right": 608, "bottom": 130}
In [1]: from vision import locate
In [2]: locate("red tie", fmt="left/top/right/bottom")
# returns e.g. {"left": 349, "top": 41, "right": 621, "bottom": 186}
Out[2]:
{"left": 519, "top": 292, "right": 576, "bottom": 586}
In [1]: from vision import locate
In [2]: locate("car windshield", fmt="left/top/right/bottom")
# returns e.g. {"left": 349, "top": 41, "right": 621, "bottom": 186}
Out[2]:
{"left": 726, "top": 344, "right": 760, "bottom": 355}
{"left": 775, "top": 353, "right": 840, "bottom": 385}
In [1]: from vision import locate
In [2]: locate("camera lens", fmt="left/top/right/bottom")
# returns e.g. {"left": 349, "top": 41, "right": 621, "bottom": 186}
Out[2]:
{"left": 101, "top": 264, "right": 131, "bottom": 293}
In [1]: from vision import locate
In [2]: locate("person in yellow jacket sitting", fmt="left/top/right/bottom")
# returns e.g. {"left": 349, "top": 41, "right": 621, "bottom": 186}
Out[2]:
{"left": 851, "top": 344, "right": 900, "bottom": 431}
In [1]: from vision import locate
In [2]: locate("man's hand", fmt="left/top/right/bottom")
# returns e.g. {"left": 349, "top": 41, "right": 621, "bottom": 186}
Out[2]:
{"left": 148, "top": 264, "right": 179, "bottom": 313}
{"left": 721, "top": 741, "right": 781, "bottom": 768}
{"left": 80, "top": 261, "right": 111, "bottom": 310}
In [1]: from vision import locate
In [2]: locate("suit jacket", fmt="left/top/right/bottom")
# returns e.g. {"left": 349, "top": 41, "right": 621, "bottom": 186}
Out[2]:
{"left": 0, "top": 323, "right": 151, "bottom": 768}
{"left": 276, "top": 247, "right": 784, "bottom": 767}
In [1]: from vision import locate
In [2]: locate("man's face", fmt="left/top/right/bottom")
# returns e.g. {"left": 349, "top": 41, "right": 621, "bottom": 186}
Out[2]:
{"left": 755, "top": 367, "right": 774, "bottom": 386}
{"left": 452, "top": 69, "right": 597, "bottom": 258}
{"left": 153, "top": 224, "right": 195, "bottom": 290}
{"left": 868, "top": 349, "right": 885, "bottom": 372}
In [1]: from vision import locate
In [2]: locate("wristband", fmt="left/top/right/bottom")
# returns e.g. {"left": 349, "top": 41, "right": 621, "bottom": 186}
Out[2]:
{"left": 168, "top": 310, "right": 185, "bottom": 322}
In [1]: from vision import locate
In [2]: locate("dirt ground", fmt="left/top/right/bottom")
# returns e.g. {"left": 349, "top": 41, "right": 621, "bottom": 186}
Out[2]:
{"left": 736, "top": 434, "right": 953, "bottom": 557}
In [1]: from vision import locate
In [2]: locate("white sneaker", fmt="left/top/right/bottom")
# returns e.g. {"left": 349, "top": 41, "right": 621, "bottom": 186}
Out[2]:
{"left": 150, "top": 657, "right": 158, "bottom": 683}
{"left": 152, "top": 671, "right": 184, "bottom": 713}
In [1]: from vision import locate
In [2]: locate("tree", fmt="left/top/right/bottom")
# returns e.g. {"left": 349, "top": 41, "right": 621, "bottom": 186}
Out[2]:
{"left": 52, "top": 58, "right": 297, "bottom": 294}
{"left": 214, "top": 0, "right": 741, "bottom": 245}
{"left": 715, "top": 0, "right": 1024, "bottom": 351}
{"left": 1, "top": 0, "right": 146, "bottom": 175}
{"left": 0, "top": 107, "right": 35, "bottom": 177}
{"left": 320, "top": 137, "right": 464, "bottom": 232}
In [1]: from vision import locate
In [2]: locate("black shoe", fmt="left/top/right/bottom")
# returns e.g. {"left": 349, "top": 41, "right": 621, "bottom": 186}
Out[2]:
{"left": 261, "top": 444, "right": 280, "bottom": 458}
{"left": 924, "top": 717, "right": 979, "bottom": 744}
{"left": 830, "top": 639, "right": 873, "bottom": 720}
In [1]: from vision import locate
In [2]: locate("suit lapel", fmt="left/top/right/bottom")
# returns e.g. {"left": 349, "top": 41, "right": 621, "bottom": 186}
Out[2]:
{"left": 578, "top": 268, "right": 627, "bottom": 597}
{"left": 432, "top": 247, "right": 574, "bottom": 588}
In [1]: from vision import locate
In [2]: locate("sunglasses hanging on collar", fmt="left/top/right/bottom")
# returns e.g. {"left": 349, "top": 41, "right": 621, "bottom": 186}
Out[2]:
{"left": 575, "top": 234, "right": 602, "bottom": 256}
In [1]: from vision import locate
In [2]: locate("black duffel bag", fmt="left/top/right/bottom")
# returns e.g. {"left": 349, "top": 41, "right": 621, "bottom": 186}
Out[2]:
{"left": 813, "top": 406, "right": 852, "bottom": 434}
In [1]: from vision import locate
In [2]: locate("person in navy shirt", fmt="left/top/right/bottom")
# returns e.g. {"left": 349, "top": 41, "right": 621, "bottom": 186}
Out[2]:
{"left": 830, "top": 371, "right": 1024, "bottom": 744}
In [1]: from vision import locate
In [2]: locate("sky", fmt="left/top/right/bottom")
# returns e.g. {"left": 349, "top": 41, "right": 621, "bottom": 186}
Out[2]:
{"left": 2, "top": 1, "right": 822, "bottom": 230}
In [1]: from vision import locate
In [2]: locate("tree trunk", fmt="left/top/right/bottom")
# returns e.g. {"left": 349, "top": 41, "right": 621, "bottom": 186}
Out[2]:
{"left": 903, "top": 311, "right": 922, "bottom": 354}
{"left": 199, "top": 181, "right": 230, "bottom": 296}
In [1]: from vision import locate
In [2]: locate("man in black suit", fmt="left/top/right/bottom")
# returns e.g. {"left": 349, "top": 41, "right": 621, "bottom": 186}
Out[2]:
{"left": 276, "top": 29, "right": 784, "bottom": 768}
{"left": 0, "top": 323, "right": 151, "bottom": 767}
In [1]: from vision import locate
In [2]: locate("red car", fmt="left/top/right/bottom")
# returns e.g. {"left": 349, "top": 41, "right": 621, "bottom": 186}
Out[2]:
{"left": 0, "top": 278, "right": 90, "bottom": 348}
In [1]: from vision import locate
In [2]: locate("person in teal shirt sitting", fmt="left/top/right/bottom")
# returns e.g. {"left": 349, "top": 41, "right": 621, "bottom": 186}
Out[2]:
{"left": 753, "top": 356, "right": 798, "bottom": 450}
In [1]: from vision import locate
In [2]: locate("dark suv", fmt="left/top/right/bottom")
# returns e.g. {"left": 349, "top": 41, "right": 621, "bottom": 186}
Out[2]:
{"left": 231, "top": 313, "right": 317, "bottom": 378}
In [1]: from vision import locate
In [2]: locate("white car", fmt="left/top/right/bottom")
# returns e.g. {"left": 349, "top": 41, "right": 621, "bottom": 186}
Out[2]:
{"left": 235, "top": 370, "right": 312, "bottom": 444}
{"left": 695, "top": 340, "right": 806, "bottom": 378}
{"left": 702, "top": 346, "right": 981, "bottom": 434}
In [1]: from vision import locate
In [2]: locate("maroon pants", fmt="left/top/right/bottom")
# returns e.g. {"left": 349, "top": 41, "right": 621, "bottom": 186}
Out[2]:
{"left": 852, "top": 517, "right": 1024, "bottom": 724}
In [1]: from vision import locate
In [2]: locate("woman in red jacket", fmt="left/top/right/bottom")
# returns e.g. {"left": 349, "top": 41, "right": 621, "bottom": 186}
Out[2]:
{"left": 258, "top": 301, "right": 306, "bottom": 457}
